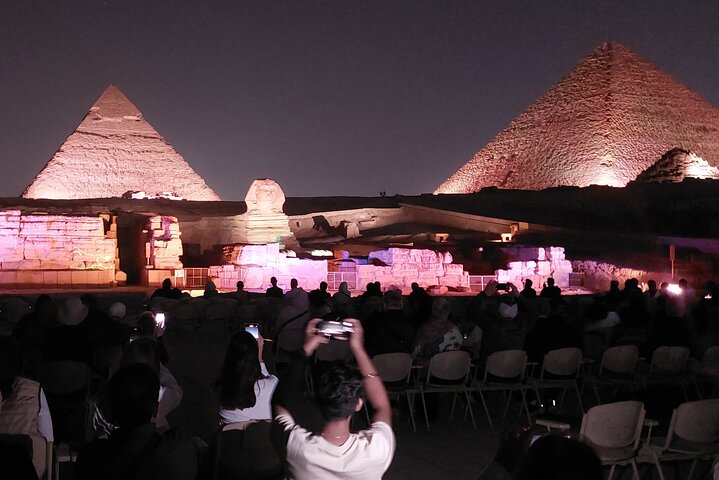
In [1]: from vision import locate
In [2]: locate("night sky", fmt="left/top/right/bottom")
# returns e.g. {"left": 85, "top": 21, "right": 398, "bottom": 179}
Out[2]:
{"left": 1, "top": 1, "right": 718, "bottom": 200}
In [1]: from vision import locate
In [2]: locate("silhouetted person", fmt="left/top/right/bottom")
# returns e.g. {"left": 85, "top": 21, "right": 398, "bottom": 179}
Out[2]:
{"left": 318, "top": 281, "right": 331, "bottom": 300}
{"left": 13, "top": 295, "right": 58, "bottom": 376}
{"left": 540, "top": 278, "right": 561, "bottom": 299}
{"left": 513, "top": 434, "right": 602, "bottom": 480}
{"left": 42, "top": 297, "right": 92, "bottom": 364}
{"left": 290, "top": 278, "right": 299, "bottom": 290}
{"left": 203, "top": 279, "right": 219, "bottom": 299}
{"left": 265, "top": 277, "right": 283, "bottom": 298}
{"left": 519, "top": 279, "right": 537, "bottom": 299}
{"left": 76, "top": 364, "right": 198, "bottom": 480}
{"left": 408, "top": 282, "right": 432, "bottom": 327}
{"left": 228, "top": 280, "right": 250, "bottom": 303}
{"left": 151, "top": 278, "right": 182, "bottom": 300}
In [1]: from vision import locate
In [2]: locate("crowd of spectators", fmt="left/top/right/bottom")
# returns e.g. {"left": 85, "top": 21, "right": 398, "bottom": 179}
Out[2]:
{"left": 0, "top": 275, "right": 717, "bottom": 479}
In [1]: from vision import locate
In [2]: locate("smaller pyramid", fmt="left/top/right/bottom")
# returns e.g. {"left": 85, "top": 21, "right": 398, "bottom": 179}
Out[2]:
{"left": 23, "top": 85, "right": 220, "bottom": 200}
{"left": 634, "top": 148, "right": 719, "bottom": 183}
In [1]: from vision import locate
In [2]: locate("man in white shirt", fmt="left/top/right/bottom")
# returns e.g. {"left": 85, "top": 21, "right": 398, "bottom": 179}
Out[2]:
{"left": 274, "top": 318, "right": 395, "bottom": 479}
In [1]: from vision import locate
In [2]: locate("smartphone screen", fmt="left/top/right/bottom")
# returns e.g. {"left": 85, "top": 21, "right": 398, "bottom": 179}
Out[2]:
{"left": 155, "top": 312, "right": 166, "bottom": 328}
{"left": 244, "top": 323, "right": 259, "bottom": 338}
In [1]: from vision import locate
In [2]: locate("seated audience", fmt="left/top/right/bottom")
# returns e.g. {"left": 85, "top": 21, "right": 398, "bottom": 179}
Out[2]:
{"left": 41, "top": 296, "right": 92, "bottom": 364}
{"left": 151, "top": 278, "right": 182, "bottom": 300}
{"left": 519, "top": 279, "right": 537, "bottom": 299}
{"left": 228, "top": 280, "right": 250, "bottom": 304}
{"left": 216, "top": 331, "right": 278, "bottom": 424}
{"left": 0, "top": 336, "right": 54, "bottom": 479}
{"left": 331, "top": 281, "right": 353, "bottom": 317}
{"left": 76, "top": 364, "right": 198, "bottom": 480}
{"left": 540, "top": 278, "right": 561, "bottom": 299}
{"left": 266, "top": 277, "right": 284, "bottom": 298}
{"left": 413, "top": 298, "right": 463, "bottom": 361}
{"left": 513, "top": 434, "right": 602, "bottom": 480}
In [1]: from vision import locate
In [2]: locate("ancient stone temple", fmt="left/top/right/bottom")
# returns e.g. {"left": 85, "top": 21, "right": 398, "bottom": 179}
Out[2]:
{"left": 23, "top": 85, "right": 220, "bottom": 201}
{"left": 435, "top": 42, "right": 719, "bottom": 194}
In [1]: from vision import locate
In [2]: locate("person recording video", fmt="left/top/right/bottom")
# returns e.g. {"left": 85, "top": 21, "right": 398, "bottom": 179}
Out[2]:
{"left": 272, "top": 318, "right": 396, "bottom": 479}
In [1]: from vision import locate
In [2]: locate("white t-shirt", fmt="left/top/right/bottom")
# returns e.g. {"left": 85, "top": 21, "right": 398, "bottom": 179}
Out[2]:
{"left": 219, "top": 363, "right": 279, "bottom": 424}
{"left": 276, "top": 412, "right": 395, "bottom": 480}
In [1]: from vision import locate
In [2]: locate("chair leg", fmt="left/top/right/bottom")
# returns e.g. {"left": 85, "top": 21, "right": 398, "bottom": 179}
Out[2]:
{"left": 520, "top": 389, "right": 532, "bottom": 424}
{"left": 464, "top": 391, "right": 477, "bottom": 429}
{"left": 630, "top": 459, "right": 640, "bottom": 480}
{"left": 651, "top": 451, "right": 666, "bottom": 480}
{"left": 592, "top": 381, "right": 602, "bottom": 406}
{"left": 478, "top": 390, "right": 493, "bottom": 428}
{"left": 575, "top": 383, "right": 585, "bottom": 413}
{"left": 450, "top": 393, "right": 458, "bottom": 419}
{"left": 420, "top": 390, "right": 430, "bottom": 431}
{"left": 608, "top": 464, "right": 615, "bottom": 480}
{"left": 405, "top": 394, "right": 417, "bottom": 432}
{"left": 688, "top": 458, "right": 698, "bottom": 479}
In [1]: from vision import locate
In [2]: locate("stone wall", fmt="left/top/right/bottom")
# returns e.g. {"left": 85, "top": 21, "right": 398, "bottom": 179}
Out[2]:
{"left": 571, "top": 260, "right": 654, "bottom": 291}
{"left": 146, "top": 216, "right": 183, "bottom": 270}
{"left": 0, "top": 210, "right": 116, "bottom": 286}
{"left": 495, "top": 246, "right": 573, "bottom": 287}
{"left": 209, "top": 243, "right": 326, "bottom": 291}
{"left": 357, "top": 248, "right": 469, "bottom": 290}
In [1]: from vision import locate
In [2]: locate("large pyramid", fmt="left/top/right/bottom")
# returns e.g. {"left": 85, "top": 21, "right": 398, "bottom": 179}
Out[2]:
{"left": 435, "top": 43, "right": 719, "bottom": 194}
{"left": 23, "top": 85, "right": 221, "bottom": 200}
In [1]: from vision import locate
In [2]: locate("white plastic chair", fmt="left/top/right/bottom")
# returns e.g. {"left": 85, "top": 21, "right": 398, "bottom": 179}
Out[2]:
{"left": 372, "top": 352, "right": 418, "bottom": 431}
{"left": 643, "top": 398, "right": 719, "bottom": 480}
{"left": 586, "top": 345, "right": 639, "bottom": 405}
{"left": 643, "top": 346, "right": 691, "bottom": 399}
{"left": 474, "top": 349, "right": 530, "bottom": 427}
{"left": 693, "top": 345, "right": 719, "bottom": 398}
{"left": 419, "top": 350, "right": 476, "bottom": 431}
{"left": 580, "top": 400, "right": 646, "bottom": 480}
{"left": 528, "top": 347, "right": 584, "bottom": 414}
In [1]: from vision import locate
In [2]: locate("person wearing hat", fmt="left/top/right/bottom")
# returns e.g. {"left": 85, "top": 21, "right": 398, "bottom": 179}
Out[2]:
{"left": 41, "top": 297, "right": 92, "bottom": 364}
{"left": 90, "top": 302, "right": 131, "bottom": 350}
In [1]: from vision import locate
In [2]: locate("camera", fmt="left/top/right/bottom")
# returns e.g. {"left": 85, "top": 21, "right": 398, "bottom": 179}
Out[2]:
{"left": 244, "top": 323, "right": 259, "bottom": 339}
{"left": 155, "top": 312, "right": 166, "bottom": 328}
{"left": 496, "top": 283, "right": 509, "bottom": 290}
{"left": 316, "top": 320, "right": 353, "bottom": 338}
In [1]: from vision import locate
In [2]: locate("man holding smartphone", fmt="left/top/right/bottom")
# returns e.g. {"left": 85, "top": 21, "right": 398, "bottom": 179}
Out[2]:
{"left": 273, "top": 318, "right": 395, "bottom": 479}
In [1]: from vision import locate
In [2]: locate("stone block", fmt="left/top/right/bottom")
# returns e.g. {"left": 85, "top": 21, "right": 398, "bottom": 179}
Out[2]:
{"left": 57, "top": 271, "right": 72, "bottom": 285}
{"left": 0, "top": 271, "right": 17, "bottom": 284}
{"left": 17, "top": 271, "right": 43, "bottom": 285}
{"left": 444, "top": 264, "right": 464, "bottom": 275}
{"left": 43, "top": 271, "right": 58, "bottom": 286}
{"left": 71, "top": 270, "right": 89, "bottom": 285}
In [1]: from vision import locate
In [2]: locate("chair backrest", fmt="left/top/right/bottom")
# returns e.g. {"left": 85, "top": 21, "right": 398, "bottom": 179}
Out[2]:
{"left": 215, "top": 420, "right": 281, "bottom": 480}
{"left": 170, "top": 301, "right": 196, "bottom": 321}
{"left": 649, "top": 346, "right": 690, "bottom": 376}
{"left": 701, "top": 345, "right": 719, "bottom": 375}
{"left": 484, "top": 350, "right": 527, "bottom": 381}
{"left": 580, "top": 400, "right": 645, "bottom": 450}
{"left": 541, "top": 347, "right": 582, "bottom": 378}
{"left": 91, "top": 345, "right": 123, "bottom": 379}
{"left": 205, "top": 299, "right": 238, "bottom": 321}
{"left": 427, "top": 351, "right": 471, "bottom": 383}
{"left": 316, "top": 340, "right": 352, "bottom": 362}
{"left": 665, "top": 399, "right": 719, "bottom": 446}
{"left": 373, "top": 353, "right": 413, "bottom": 383}
{"left": 276, "top": 328, "right": 305, "bottom": 354}
{"left": 599, "top": 345, "right": 639, "bottom": 376}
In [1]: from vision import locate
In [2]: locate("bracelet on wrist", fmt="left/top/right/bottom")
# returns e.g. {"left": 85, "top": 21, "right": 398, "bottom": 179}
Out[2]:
{"left": 364, "top": 372, "right": 380, "bottom": 379}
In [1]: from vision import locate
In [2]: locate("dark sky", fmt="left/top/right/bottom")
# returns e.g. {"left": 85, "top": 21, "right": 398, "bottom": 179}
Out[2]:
{"left": 1, "top": 1, "right": 718, "bottom": 200}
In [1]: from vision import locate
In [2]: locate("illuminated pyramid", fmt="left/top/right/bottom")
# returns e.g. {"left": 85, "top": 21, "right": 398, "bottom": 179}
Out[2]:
{"left": 23, "top": 85, "right": 220, "bottom": 200}
{"left": 435, "top": 42, "right": 719, "bottom": 193}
